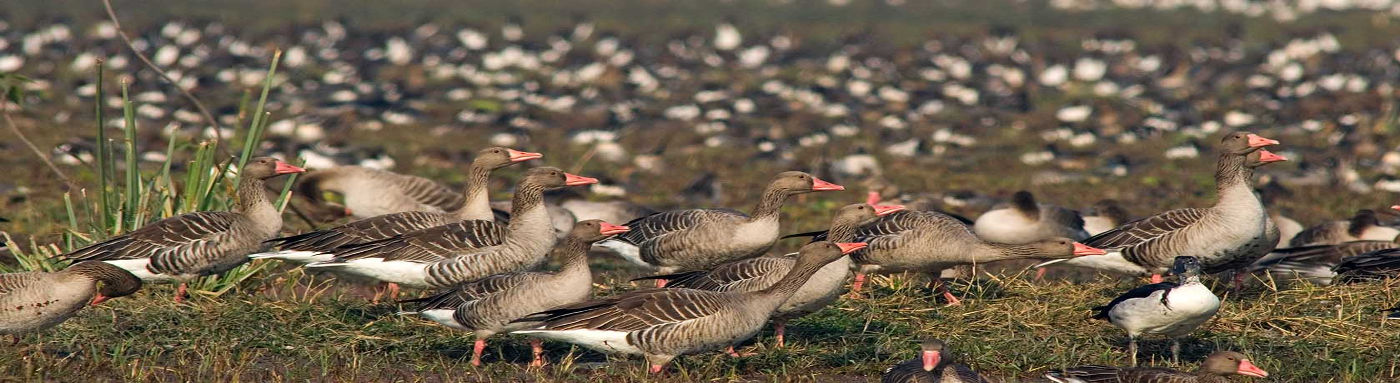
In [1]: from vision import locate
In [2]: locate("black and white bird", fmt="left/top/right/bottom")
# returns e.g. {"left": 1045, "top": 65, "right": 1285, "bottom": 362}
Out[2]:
{"left": 1092, "top": 256, "right": 1220, "bottom": 366}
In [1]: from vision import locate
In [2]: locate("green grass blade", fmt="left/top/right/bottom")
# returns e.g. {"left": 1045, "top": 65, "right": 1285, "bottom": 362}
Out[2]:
{"left": 236, "top": 49, "right": 283, "bottom": 174}
{"left": 93, "top": 61, "right": 110, "bottom": 235}
{"left": 121, "top": 81, "right": 141, "bottom": 230}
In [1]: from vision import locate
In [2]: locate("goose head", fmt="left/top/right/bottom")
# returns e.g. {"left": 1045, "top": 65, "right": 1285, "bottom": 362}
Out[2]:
{"left": 569, "top": 219, "right": 631, "bottom": 243}
{"left": 769, "top": 171, "right": 844, "bottom": 196}
{"left": 522, "top": 167, "right": 599, "bottom": 190}
{"left": 918, "top": 339, "right": 946, "bottom": 371}
{"left": 243, "top": 157, "right": 306, "bottom": 179}
{"left": 475, "top": 147, "right": 542, "bottom": 169}
{"left": 1219, "top": 131, "right": 1280, "bottom": 155}
{"left": 834, "top": 203, "right": 905, "bottom": 227}
{"left": 1201, "top": 351, "right": 1269, "bottom": 378}
{"left": 66, "top": 261, "right": 142, "bottom": 305}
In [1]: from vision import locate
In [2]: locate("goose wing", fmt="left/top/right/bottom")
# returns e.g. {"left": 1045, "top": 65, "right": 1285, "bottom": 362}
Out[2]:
{"left": 516, "top": 288, "right": 730, "bottom": 331}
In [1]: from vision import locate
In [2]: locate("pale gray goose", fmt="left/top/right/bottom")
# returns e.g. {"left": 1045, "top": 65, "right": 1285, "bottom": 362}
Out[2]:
{"left": 297, "top": 148, "right": 540, "bottom": 219}
{"left": 1038, "top": 351, "right": 1268, "bottom": 383}
{"left": 881, "top": 339, "right": 993, "bottom": 383}
{"left": 1270, "top": 211, "right": 1304, "bottom": 248}
{"left": 1333, "top": 247, "right": 1400, "bottom": 283}
{"left": 1083, "top": 199, "right": 1132, "bottom": 236}
{"left": 513, "top": 241, "right": 866, "bottom": 374}
{"left": 632, "top": 203, "right": 905, "bottom": 348}
{"left": 254, "top": 147, "right": 537, "bottom": 264}
{"left": 305, "top": 167, "right": 597, "bottom": 289}
{"left": 58, "top": 157, "right": 304, "bottom": 302}
{"left": 0, "top": 261, "right": 141, "bottom": 342}
{"left": 973, "top": 190, "right": 1090, "bottom": 244}
{"left": 401, "top": 220, "right": 630, "bottom": 366}
{"left": 849, "top": 210, "right": 1104, "bottom": 305}
{"left": 1248, "top": 240, "right": 1396, "bottom": 285}
{"left": 1288, "top": 208, "right": 1400, "bottom": 247}
{"left": 1093, "top": 257, "right": 1219, "bottom": 366}
{"left": 596, "top": 171, "right": 844, "bottom": 276}
{"left": 1036, "top": 134, "right": 1283, "bottom": 281}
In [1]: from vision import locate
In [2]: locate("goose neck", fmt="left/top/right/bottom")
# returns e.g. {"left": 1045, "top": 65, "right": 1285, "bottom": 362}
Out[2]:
{"left": 748, "top": 187, "right": 791, "bottom": 221}
{"left": 453, "top": 164, "right": 496, "bottom": 220}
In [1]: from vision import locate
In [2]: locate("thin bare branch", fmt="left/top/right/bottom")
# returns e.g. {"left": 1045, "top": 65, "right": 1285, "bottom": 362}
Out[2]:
{"left": 100, "top": 0, "right": 227, "bottom": 156}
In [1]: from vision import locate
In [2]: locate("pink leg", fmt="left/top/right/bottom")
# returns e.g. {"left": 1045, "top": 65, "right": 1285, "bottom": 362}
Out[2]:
{"left": 648, "top": 364, "right": 665, "bottom": 374}
{"left": 934, "top": 278, "right": 962, "bottom": 306}
{"left": 725, "top": 346, "right": 755, "bottom": 357}
{"left": 848, "top": 272, "right": 866, "bottom": 297}
{"left": 655, "top": 279, "right": 667, "bottom": 288}
{"left": 387, "top": 283, "right": 401, "bottom": 300}
{"left": 774, "top": 320, "right": 786, "bottom": 348}
{"left": 471, "top": 339, "right": 486, "bottom": 366}
{"left": 371, "top": 284, "right": 385, "bottom": 304}
{"left": 1231, "top": 271, "right": 1246, "bottom": 291}
{"left": 175, "top": 283, "right": 188, "bottom": 303}
{"left": 1034, "top": 267, "right": 1048, "bottom": 281}
{"left": 1150, "top": 274, "right": 1164, "bottom": 284}
{"left": 529, "top": 338, "right": 546, "bottom": 367}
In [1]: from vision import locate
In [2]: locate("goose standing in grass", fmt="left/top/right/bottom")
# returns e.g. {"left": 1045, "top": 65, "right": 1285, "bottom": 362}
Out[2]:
{"left": 973, "top": 190, "right": 1090, "bottom": 244}
{"left": 632, "top": 203, "right": 904, "bottom": 348}
{"left": 1093, "top": 256, "right": 1219, "bottom": 366}
{"left": 58, "top": 157, "right": 305, "bottom": 302}
{"left": 306, "top": 167, "right": 597, "bottom": 289}
{"left": 1038, "top": 351, "right": 1268, "bottom": 383}
{"left": 0, "top": 261, "right": 142, "bottom": 343}
{"left": 596, "top": 171, "right": 844, "bottom": 278}
{"left": 848, "top": 209, "right": 1104, "bottom": 304}
{"left": 1332, "top": 247, "right": 1400, "bottom": 283}
{"left": 513, "top": 241, "right": 866, "bottom": 374}
{"left": 295, "top": 148, "right": 541, "bottom": 219}
{"left": 401, "top": 220, "right": 630, "bottom": 366}
{"left": 1036, "top": 133, "right": 1283, "bottom": 281}
{"left": 1247, "top": 240, "right": 1396, "bottom": 285}
{"left": 881, "top": 339, "right": 993, "bottom": 383}
{"left": 1083, "top": 199, "right": 1131, "bottom": 236}
{"left": 254, "top": 147, "right": 538, "bottom": 264}
{"left": 1288, "top": 208, "right": 1400, "bottom": 246}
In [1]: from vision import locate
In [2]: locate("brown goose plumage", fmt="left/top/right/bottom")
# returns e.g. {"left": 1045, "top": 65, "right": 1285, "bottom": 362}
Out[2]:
{"left": 1248, "top": 240, "right": 1397, "bottom": 285}
{"left": 305, "top": 167, "right": 597, "bottom": 289}
{"left": 882, "top": 339, "right": 993, "bottom": 383}
{"left": 1038, "top": 351, "right": 1269, "bottom": 383}
{"left": 403, "top": 220, "right": 630, "bottom": 366}
{"left": 1288, "top": 209, "right": 1400, "bottom": 247}
{"left": 851, "top": 210, "right": 1104, "bottom": 305}
{"left": 633, "top": 203, "right": 904, "bottom": 347}
{"left": 0, "top": 261, "right": 141, "bottom": 339}
{"left": 1333, "top": 247, "right": 1400, "bottom": 283}
{"left": 514, "top": 241, "right": 866, "bottom": 374}
{"left": 254, "top": 147, "right": 537, "bottom": 264}
{"left": 595, "top": 171, "right": 844, "bottom": 275}
{"left": 1039, "top": 135, "right": 1283, "bottom": 279}
{"left": 1084, "top": 199, "right": 1132, "bottom": 236}
{"left": 297, "top": 148, "right": 540, "bottom": 219}
{"left": 57, "top": 157, "right": 303, "bottom": 302}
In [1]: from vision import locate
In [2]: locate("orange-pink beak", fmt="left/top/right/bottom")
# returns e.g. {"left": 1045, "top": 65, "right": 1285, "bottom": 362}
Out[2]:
{"left": 90, "top": 293, "right": 109, "bottom": 306}
{"left": 507, "top": 149, "right": 543, "bottom": 162}
{"left": 1236, "top": 359, "right": 1269, "bottom": 378}
{"left": 873, "top": 204, "right": 906, "bottom": 216}
{"left": 599, "top": 222, "right": 631, "bottom": 236}
{"left": 1072, "top": 242, "right": 1107, "bottom": 256}
{"left": 274, "top": 161, "right": 307, "bottom": 175}
{"left": 1257, "top": 149, "right": 1286, "bottom": 163}
{"left": 1392, "top": 205, "right": 1400, "bottom": 212}
{"left": 836, "top": 242, "right": 867, "bottom": 254}
{"left": 921, "top": 350, "right": 941, "bottom": 371}
{"left": 564, "top": 173, "right": 599, "bottom": 186}
{"left": 811, "top": 177, "right": 844, "bottom": 191}
{"left": 1246, "top": 133, "right": 1280, "bottom": 148}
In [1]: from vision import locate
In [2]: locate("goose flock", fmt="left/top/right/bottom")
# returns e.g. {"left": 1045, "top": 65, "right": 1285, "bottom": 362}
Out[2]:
{"left": 4, "top": 129, "right": 1398, "bottom": 381}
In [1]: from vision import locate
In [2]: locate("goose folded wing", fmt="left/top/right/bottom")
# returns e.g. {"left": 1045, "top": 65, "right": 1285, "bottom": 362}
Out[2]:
{"left": 393, "top": 173, "right": 465, "bottom": 212}
{"left": 1334, "top": 248, "right": 1400, "bottom": 276}
{"left": 517, "top": 289, "right": 729, "bottom": 331}
{"left": 61, "top": 212, "right": 238, "bottom": 263}
{"left": 614, "top": 209, "right": 739, "bottom": 245}
{"left": 0, "top": 272, "right": 39, "bottom": 297}
{"left": 1084, "top": 208, "right": 1207, "bottom": 249}
{"left": 645, "top": 257, "right": 792, "bottom": 291}
{"left": 1092, "top": 282, "right": 1178, "bottom": 320}
{"left": 265, "top": 211, "right": 455, "bottom": 251}
{"left": 1045, "top": 365, "right": 1126, "bottom": 383}
{"left": 331, "top": 220, "right": 507, "bottom": 262}
{"left": 409, "top": 271, "right": 543, "bottom": 311}
{"left": 1253, "top": 241, "right": 1397, "bottom": 271}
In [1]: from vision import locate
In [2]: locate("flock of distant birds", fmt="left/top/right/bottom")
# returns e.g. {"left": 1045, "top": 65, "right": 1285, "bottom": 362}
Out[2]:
{"left": 4, "top": 130, "right": 1399, "bottom": 382}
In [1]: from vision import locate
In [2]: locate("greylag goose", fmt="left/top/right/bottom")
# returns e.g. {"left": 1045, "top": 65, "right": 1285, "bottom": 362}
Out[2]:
{"left": 58, "top": 157, "right": 305, "bottom": 302}
{"left": 1083, "top": 199, "right": 1132, "bottom": 236}
{"left": 1035, "top": 135, "right": 1283, "bottom": 281}
{"left": 1270, "top": 212, "right": 1303, "bottom": 248}
{"left": 1093, "top": 256, "right": 1219, "bottom": 366}
{"left": 0, "top": 261, "right": 142, "bottom": 342}
{"left": 1333, "top": 247, "right": 1400, "bottom": 283}
{"left": 305, "top": 167, "right": 597, "bottom": 289}
{"left": 254, "top": 147, "right": 537, "bottom": 264}
{"left": 1247, "top": 240, "right": 1396, "bottom": 285}
{"left": 401, "top": 220, "right": 630, "bottom": 366}
{"left": 1039, "top": 351, "right": 1268, "bottom": 383}
{"left": 596, "top": 171, "right": 844, "bottom": 276}
{"left": 296, "top": 148, "right": 540, "bottom": 219}
{"left": 632, "top": 203, "right": 905, "bottom": 347}
{"left": 1288, "top": 208, "right": 1400, "bottom": 246}
{"left": 973, "top": 190, "right": 1090, "bottom": 244}
{"left": 513, "top": 241, "right": 867, "bottom": 374}
{"left": 880, "top": 339, "right": 993, "bottom": 383}
{"left": 849, "top": 210, "right": 1105, "bottom": 304}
